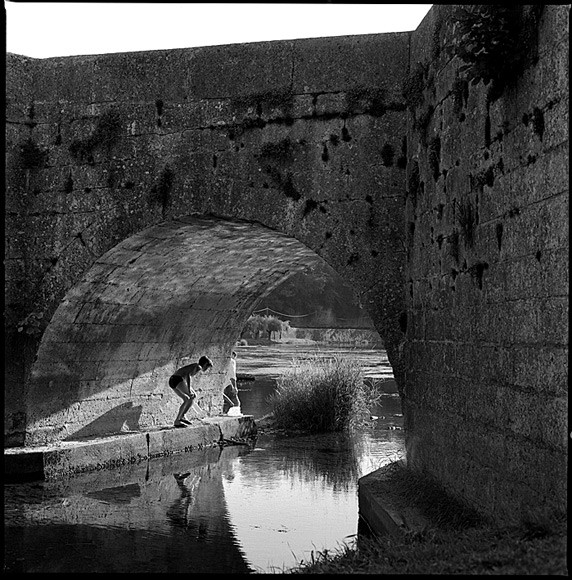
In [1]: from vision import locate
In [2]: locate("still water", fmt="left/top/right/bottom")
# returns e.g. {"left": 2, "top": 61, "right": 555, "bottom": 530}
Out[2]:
{"left": 4, "top": 345, "right": 404, "bottom": 574}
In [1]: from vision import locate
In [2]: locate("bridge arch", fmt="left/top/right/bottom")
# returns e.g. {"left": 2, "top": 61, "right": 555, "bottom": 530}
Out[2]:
{"left": 6, "top": 5, "right": 568, "bottom": 525}
{"left": 25, "top": 215, "right": 392, "bottom": 445}
{"left": 6, "top": 34, "right": 410, "bottom": 446}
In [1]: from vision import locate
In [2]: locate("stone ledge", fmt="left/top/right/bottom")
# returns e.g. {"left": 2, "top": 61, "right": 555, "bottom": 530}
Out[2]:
{"left": 358, "top": 462, "right": 430, "bottom": 537}
{"left": 4, "top": 415, "right": 257, "bottom": 481}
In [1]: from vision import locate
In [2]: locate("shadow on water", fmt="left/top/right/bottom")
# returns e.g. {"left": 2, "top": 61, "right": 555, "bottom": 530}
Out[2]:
{"left": 4, "top": 346, "right": 404, "bottom": 573}
{"left": 4, "top": 445, "right": 255, "bottom": 574}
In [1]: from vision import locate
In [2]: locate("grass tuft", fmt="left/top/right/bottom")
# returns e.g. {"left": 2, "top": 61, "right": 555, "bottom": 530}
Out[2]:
{"left": 287, "top": 463, "right": 567, "bottom": 575}
{"left": 269, "top": 354, "right": 379, "bottom": 433}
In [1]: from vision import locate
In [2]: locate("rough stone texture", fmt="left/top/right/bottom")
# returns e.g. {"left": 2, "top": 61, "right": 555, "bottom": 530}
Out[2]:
{"left": 4, "top": 5, "right": 568, "bottom": 527}
{"left": 403, "top": 4, "right": 568, "bottom": 524}
{"left": 4, "top": 415, "right": 256, "bottom": 479}
{"left": 24, "top": 217, "right": 327, "bottom": 444}
{"left": 5, "top": 32, "right": 409, "bottom": 447}
{"left": 358, "top": 463, "right": 430, "bottom": 536}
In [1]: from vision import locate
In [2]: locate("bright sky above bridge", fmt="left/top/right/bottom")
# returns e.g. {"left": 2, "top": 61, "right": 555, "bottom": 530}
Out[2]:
{"left": 5, "top": 2, "right": 432, "bottom": 59}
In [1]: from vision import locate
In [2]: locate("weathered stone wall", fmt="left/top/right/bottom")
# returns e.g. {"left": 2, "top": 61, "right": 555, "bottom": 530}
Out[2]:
{"left": 403, "top": 5, "right": 568, "bottom": 523}
{"left": 5, "top": 34, "right": 410, "bottom": 445}
{"left": 4, "top": 5, "right": 568, "bottom": 526}
{"left": 25, "top": 217, "right": 329, "bottom": 444}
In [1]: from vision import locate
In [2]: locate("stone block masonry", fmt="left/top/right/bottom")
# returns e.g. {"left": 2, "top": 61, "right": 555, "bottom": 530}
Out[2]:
{"left": 403, "top": 5, "right": 568, "bottom": 524}
{"left": 4, "top": 5, "right": 568, "bottom": 527}
{"left": 6, "top": 31, "right": 410, "bottom": 448}
{"left": 23, "top": 218, "right": 329, "bottom": 445}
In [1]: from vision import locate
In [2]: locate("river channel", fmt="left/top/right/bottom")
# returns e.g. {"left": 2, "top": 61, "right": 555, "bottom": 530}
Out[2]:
{"left": 4, "top": 344, "right": 404, "bottom": 573}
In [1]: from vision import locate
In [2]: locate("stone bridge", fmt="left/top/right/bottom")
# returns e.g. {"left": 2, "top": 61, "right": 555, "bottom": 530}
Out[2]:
{"left": 5, "top": 5, "right": 568, "bottom": 526}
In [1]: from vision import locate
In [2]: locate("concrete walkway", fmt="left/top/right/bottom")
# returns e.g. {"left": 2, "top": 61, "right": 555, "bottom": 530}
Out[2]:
{"left": 5, "top": 415, "right": 256, "bottom": 480}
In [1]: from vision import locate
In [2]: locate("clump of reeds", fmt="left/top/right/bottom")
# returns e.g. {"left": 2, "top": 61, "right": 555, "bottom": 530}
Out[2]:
{"left": 268, "top": 354, "right": 379, "bottom": 433}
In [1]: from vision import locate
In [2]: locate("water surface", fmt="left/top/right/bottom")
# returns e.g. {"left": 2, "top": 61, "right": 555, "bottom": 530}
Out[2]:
{"left": 4, "top": 345, "right": 404, "bottom": 573}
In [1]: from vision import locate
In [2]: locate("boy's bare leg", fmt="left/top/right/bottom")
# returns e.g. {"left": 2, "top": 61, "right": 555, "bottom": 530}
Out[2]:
{"left": 189, "top": 401, "right": 207, "bottom": 419}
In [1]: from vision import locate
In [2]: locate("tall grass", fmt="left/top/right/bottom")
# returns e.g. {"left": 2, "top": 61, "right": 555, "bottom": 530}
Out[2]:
{"left": 268, "top": 354, "right": 380, "bottom": 432}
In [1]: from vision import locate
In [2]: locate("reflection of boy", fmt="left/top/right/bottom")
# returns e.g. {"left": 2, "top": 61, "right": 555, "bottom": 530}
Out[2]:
{"left": 222, "top": 351, "right": 240, "bottom": 414}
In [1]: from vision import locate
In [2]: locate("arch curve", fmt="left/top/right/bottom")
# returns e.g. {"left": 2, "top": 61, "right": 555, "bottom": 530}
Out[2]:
{"left": 25, "top": 216, "right": 353, "bottom": 444}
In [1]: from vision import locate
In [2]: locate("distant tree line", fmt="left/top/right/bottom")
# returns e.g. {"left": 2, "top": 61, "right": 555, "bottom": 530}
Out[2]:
{"left": 240, "top": 315, "right": 291, "bottom": 340}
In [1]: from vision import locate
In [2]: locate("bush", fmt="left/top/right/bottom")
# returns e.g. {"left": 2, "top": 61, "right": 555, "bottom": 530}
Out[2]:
{"left": 269, "top": 354, "right": 380, "bottom": 432}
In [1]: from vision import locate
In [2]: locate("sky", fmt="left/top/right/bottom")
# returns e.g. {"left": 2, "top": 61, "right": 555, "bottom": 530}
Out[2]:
{"left": 5, "top": 2, "right": 432, "bottom": 59}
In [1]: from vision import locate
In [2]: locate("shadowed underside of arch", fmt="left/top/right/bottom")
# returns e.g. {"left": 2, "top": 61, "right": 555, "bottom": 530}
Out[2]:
{"left": 26, "top": 216, "right": 334, "bottom": 445}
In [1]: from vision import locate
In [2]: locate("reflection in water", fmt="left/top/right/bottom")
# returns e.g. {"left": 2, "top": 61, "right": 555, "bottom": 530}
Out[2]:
{"left": 4, "top": 447, "right": 254, "bottom": 574}
{"left": 220, "top": 390, "right": 404, "bottom": 572}
{"left": 223, "top": 446, "right": 360, "bottom": 573}
{"left": 4, "top": 347, "right": 404, "bottom": 573}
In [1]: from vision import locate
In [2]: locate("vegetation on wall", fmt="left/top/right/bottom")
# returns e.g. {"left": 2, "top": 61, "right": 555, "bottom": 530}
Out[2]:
{"left": 16, "top": 311, "right": 45, "bottom": 338}
{"left": 448, "top": 5, "right": 543, "bottom": 100}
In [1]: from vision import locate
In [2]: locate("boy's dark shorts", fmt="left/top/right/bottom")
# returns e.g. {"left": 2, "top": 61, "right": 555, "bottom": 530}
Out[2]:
{"left": 169, "top": 375, "right": 184, "bottom": 389}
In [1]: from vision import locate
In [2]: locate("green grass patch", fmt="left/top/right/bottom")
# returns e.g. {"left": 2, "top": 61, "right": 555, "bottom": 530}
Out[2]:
{"left": 268, "top": 354, "right": 380, "bottom": 433}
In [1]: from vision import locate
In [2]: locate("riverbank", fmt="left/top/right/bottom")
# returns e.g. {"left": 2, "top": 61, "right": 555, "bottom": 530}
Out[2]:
{"left": 239, "top": 327, "right": 383, "bottom": 348}
{"left": 288, "top": 519, "right": 567, "bottom": 574}
{"left": 287, "top": 461, "right": 568, "bottom": 575}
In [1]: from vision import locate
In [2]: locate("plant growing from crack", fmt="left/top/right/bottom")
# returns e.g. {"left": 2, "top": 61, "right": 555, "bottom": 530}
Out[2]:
{"left": 16, "top": 311, "right": 45, "bottom": 338}
{"left": 447, "top": 5, "right": 543, "bottom": 100}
